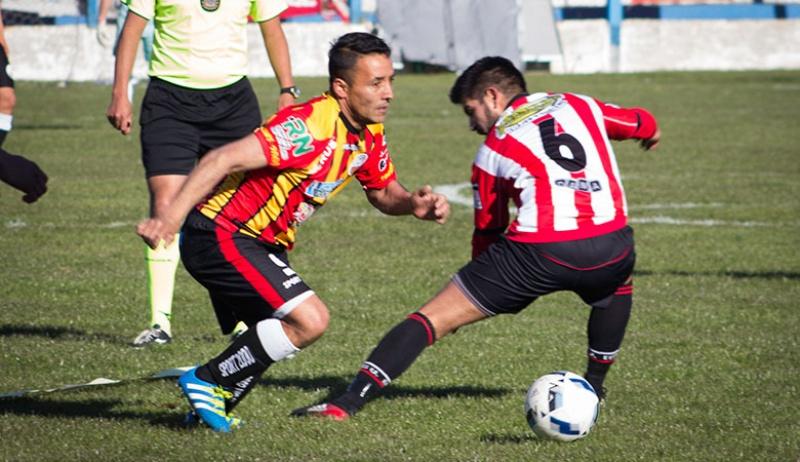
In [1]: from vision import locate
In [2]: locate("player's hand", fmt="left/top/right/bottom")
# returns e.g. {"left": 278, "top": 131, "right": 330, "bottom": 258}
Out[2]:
{"left": 106, "top": 93, "right": 133, "bottom": 135}
{"left": 276, "top": 92, "right": 296, "bottom": 111}
{"left": 640, "top": 128, "right": 660, "bottom": 151}
{"left": 0, "top": 150, "right": 48, "bottom": 203}
{"left": 136, "top": 217, "right": 179, "bottom": 249}
{"left": 411, "top": 185, "right": 450, "bottom": 224}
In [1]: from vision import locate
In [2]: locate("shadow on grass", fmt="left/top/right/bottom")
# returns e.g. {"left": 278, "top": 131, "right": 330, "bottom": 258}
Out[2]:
{"left": 0, "top": 323, "right": 123, "bottom": 344}
{"left": 0, "top": 397, "right": 184, "bottom": 429}
{"left": 480, "top": 433, "right": 539, "bottom": 444}
{"left": 14, "top": 123, "right": 86, "bottom": 131}
{"left": 635, "top": 269, "right": 800, "bottom": 280}
{"left": 0, "top": 323, "right": 223, "bottom": 346}
{"left": 262, "top": 374, "right": 511, "bottom": 402}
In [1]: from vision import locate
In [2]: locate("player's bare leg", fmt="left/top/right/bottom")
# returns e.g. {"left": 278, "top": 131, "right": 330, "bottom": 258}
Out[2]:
{"left": 292, "top": 281, "right": 487, "bottom": 419}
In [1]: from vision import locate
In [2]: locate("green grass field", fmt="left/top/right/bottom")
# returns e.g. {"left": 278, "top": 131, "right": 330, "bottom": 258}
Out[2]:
{"left": 1, "top": 70, "right": 798, "bottom": 461}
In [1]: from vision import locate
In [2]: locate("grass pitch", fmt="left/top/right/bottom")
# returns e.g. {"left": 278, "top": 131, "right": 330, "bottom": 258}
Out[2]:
{"left": 0, "top": 70, "right": 798, "bottom": 461}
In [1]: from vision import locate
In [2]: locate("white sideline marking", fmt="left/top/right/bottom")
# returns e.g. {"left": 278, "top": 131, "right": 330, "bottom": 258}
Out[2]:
{"left": 432, "top": 182, "right": 777, "bottom": 228}
{"left": 0, "top": 366, "right": 193, "bottom": 400}
{"left": 630, "top": 216, "right": 768, "bottom": 227}
{"left": 1, "top": 185, "right": 783, "bottom": 230}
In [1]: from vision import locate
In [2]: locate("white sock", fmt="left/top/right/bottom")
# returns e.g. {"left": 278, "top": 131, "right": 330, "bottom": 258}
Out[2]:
{"left": 256, "top": 318, "right": 300, "bottom": 362}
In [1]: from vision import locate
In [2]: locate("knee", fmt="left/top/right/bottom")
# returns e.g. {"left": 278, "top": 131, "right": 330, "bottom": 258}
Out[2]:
{"left": 0, "top": 89, "right": 15, "bottom": 114}
{"left": 283, "top": 299, "right": 329, "bottom": 347}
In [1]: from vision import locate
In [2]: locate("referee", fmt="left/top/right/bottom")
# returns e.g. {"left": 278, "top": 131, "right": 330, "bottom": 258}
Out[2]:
{"left": 106, "top": 0, "right": 298, "bottom": 347}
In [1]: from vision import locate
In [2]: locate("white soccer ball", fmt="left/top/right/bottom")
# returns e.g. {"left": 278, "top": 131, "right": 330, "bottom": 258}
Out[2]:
{"left": 524, "top": 370, "right": 600, "bottom": 442}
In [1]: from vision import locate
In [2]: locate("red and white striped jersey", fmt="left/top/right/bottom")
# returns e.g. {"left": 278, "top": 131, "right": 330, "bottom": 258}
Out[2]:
{"left": 471, "top": 92, "right": 657, "bottom": 257}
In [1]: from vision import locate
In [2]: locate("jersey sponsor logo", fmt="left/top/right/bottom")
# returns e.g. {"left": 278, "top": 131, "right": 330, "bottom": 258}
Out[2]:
{"left": 554, "top": 178, "right": 603, "bottom": 192}
{"left": 277, "top": 116, "right": 315, "bottom": 158}
{"left": 377, "top": 148, "right": 390, "bottom": 172}
{"left": 308, "top": 139, "right": 338, "bottom": 175}
{"left": 348, "top": 153, "right": 369, "bottom": 175}
{"left": 270, "top": 125, "right": 294, "bottom": 161}
{"left": 292, "top": 201, "right": 316, "bottom": 226}
{"left": 305, "top": 179, "right": 345, "bottom": 199}
{"left": 496, "top": 94, "right": 564, "bottom": 138}
{"left": 217, "top": 346, "right": 256, "bottom": 378}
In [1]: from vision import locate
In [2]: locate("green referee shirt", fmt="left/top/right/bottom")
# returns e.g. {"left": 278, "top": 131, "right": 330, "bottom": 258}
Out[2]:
{"left": 124, "top": 0, "right": 288, "bottom": 89}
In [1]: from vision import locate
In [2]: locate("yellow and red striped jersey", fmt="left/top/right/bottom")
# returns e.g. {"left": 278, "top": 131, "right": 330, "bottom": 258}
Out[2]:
{"left": 198, "top": 93, "right": 397, "bottom": 249}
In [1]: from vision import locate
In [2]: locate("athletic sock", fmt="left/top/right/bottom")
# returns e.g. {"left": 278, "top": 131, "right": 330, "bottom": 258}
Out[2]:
{"left": 145, "top": 235, "right": 180, "bottom": 336}
{"left": 332, "top": 312, "right": 436, "bottom": 415}
{"left": 197, "top": 318, "right": 300, "bottom": 412}
{"left": 585, "top": 284, "right": 633, "bottom": 393}
{"left": 0, "top": 113, "right": 12, "bottom": 148}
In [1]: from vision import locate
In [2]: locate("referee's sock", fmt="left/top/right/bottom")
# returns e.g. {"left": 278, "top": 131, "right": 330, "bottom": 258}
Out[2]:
{"left": 145, "top": 236, "right": 180, "bottom": 337}
{"left": 331, "top": 312, "right": 437, "bottom": 415}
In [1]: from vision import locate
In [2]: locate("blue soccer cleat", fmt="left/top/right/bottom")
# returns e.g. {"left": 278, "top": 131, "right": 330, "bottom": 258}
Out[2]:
{"left": 177, "top": 367, "right": 241, "bottom": 432}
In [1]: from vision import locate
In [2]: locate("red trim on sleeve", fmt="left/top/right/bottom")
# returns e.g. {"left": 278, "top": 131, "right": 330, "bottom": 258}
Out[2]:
{"left": 632, "top": 108, "right": 657, "bottom": 140}
{"left": 253, "top": 129, "right": 274, "bottom": 165}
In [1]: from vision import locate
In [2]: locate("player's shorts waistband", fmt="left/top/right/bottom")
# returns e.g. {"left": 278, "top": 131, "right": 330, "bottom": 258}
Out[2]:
{"left": 183, "top": 209, "right": 286, "bottom": 252}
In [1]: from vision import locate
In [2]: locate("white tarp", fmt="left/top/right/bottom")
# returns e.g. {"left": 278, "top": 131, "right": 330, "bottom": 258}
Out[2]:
{"left": 377, "top": 0, "right": 525, "bottom": 72}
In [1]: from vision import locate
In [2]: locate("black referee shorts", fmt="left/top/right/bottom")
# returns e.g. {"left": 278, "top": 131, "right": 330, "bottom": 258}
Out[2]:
{"left": 139, "top": 77, "right": 262, "bottom": 177}
{"left": 0, "top": 47, "right": 14, "bottom": 88}
{"left": 179, "top": 210, "right": 314, "bottom": 334}
{"left": 453, "top": 226, "right": 636, "bottom": 316}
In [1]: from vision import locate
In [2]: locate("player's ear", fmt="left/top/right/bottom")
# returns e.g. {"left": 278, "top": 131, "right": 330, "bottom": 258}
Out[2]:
{"left": 484, "top": 86, "right": 503, "bottom": 111}
{"left": 332, "top": 77, "right": 349, "bottom": 99}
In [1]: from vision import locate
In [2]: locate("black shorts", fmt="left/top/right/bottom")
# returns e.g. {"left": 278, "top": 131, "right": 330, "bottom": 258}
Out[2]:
{"left": 139, "top": 77, "right": 262, "bottom": 177}
{"left": 0, "top": 47, "right": 14, "bottom": 88}
{"left": 453, "top": 226, "right": 635, "bottom": 316}
{"left": 180, "top": 210, "right": 314, "bottom": 334}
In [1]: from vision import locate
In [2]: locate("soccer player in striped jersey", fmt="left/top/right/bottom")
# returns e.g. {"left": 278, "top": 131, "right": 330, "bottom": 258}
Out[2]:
{"left": 135, "top": 32, "right": 449, "bottom": 432}
{"left": 292, "top": 56, "right": 660, "bottom": 421}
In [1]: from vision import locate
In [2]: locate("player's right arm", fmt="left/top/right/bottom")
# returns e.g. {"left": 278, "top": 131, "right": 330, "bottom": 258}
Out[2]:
{"left": 106, "top": 11, "right": 148, "bottom": 135}
{"left": 136, "top": 134, "right": 269, "bottom": 248}
{"left": 596, "top": 99, "right": 660, "bottom": 150}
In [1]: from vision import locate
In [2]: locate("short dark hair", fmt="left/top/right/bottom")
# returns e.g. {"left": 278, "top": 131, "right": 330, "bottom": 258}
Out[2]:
{"left": 449, "top": 56, "right": 527, "bottom": 104}
{"left": 328, "top": 32, "right": 391, "bottom": 86}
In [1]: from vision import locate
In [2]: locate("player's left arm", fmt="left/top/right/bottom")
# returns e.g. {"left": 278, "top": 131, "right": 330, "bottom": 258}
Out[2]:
{"left": 136, "top": 134, "right": 268, "bottom": 248}
{"left": 365, "top": 180, "right": 450, "bottom": 224}
{"left": 258, "top": 16, "right": 296, "bottom": 111}
{"left": 0, "top": 9, "right": 8, "bottom": 56}
{"left": 597, "top": 100, "right": 660, "bottom": 150}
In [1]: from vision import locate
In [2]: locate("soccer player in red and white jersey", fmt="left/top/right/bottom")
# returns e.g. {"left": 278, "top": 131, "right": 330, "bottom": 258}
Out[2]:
{"left": 135, "top": 33, "right": 449, "bottom": 432}
{"left": 292, "top": 56, "right": 660, "bottom": 421}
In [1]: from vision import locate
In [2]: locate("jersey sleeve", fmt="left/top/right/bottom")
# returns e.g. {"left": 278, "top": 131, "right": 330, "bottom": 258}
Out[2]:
{"left": 253, "top": 106, "right": 324, "bottom": 169}
{"left": 123, "top": 0, "right": 155, "bottom": 20}
{"left": 471, "top": 163, "right": 510, "bottom": 259}
{"left": 595, "top": 98, "right": 658, "bottom": 141}
{"left": 251, "top": 0, "right": 289, "bottom": 22}
{"left": 354, "top": 127, "right": 397, "bottom": 190}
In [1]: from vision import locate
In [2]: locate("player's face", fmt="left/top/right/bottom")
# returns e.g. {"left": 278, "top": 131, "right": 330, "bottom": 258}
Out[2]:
{"left": 339, "top": 54, "right": 395, "bottom": 129}
{"left": 462, "top": 97, "right": 496, "bottom": 136}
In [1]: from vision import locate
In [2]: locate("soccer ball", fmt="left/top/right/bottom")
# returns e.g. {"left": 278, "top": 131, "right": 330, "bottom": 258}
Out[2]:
{"left": 524, "top": 370, "right": 600, "bottom": 442}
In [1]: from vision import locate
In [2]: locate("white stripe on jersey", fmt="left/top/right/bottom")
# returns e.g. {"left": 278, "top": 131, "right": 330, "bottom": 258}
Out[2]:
{"left": 475, "top": 93, "right": 627, "bottom": 236}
